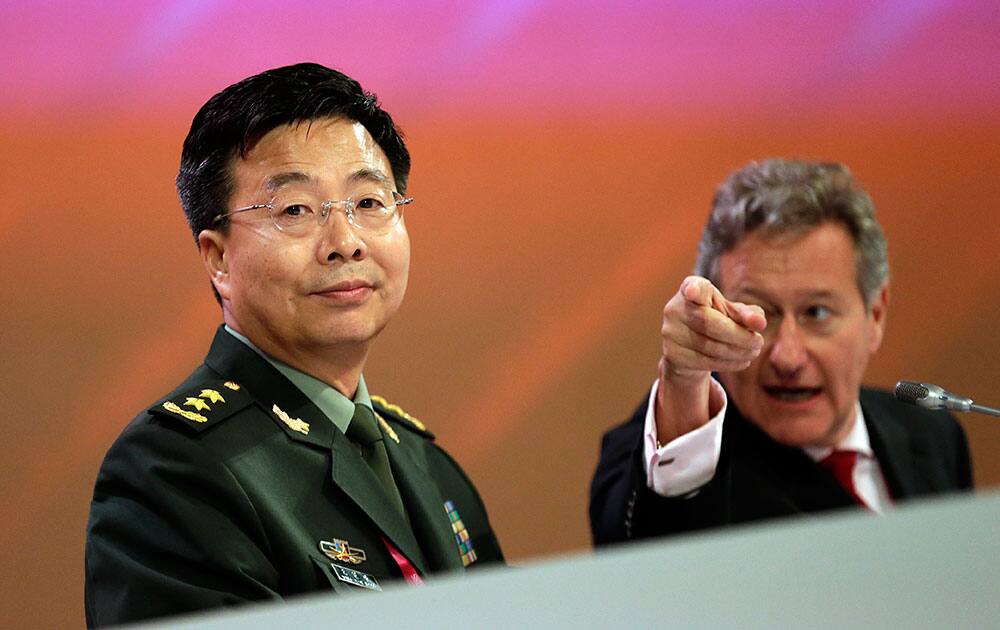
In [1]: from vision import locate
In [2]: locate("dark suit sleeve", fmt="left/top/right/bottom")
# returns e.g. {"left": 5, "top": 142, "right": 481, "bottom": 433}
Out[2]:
{"left": 588, "top": 402, "right": 648, "bottom": 545}
{"left": 590, "top": 400, "right": 736, "bottom": 546}
{"left": 85, "top": 419, "right": 280, "bottom": 627}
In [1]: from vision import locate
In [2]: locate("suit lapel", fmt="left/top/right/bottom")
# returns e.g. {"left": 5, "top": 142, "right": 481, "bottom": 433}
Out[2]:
{"left": 863, "top": 395, "right": 923, "bottom": 499}
{"left": 382, "top": 429, "right": 464, "bottom": 571}
{"left": 202, "top": 327, "right": 430, "bottom": 571}
{"left": 203, "top": 327, "right": 335, "bottom": 448}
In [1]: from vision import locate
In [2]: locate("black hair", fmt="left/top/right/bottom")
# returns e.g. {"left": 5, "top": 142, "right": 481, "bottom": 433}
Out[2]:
{"left": 176, "top": 62, "right": 410, "bottom": 241}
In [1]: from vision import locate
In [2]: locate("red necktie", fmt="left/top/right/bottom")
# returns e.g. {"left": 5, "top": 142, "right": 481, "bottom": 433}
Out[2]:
{"left": 380, "top": 533, "right": 424, "bottom": 585}
{"left": 820, "top": 450, "right": 870, "bottom": 510}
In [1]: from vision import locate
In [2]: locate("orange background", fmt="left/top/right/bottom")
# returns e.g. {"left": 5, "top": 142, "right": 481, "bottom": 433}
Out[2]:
{"left": 2, "top": 3, "right": 999, "bottom": 627}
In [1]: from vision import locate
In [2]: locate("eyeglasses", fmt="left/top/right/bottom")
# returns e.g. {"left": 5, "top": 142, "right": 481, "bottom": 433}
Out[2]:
{"left": 212, "top": 188, "right": 413, "bottom": 237}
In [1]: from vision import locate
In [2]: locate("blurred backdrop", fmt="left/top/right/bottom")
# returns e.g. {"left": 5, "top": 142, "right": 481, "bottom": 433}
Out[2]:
{"left": 2, "top": 1, "right": 999, "bottom": 627}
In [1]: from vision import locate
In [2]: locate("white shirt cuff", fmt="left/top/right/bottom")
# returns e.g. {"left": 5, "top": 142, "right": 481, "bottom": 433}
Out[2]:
{"left": 642, "top": 378, "right": 727, "bottom": 497}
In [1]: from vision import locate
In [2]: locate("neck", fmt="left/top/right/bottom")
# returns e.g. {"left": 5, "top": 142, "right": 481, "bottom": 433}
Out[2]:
{"left": 224, "top": 315, "right": 369, "bottom": 399}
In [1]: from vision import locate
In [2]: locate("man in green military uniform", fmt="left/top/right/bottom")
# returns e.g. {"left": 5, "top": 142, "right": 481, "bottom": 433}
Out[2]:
{"left": 85, "top": 63, "right": 503, "bottom": 627}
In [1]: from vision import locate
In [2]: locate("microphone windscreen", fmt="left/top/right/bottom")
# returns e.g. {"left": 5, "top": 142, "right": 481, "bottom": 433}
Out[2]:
{"left": 894, "top": 380, "right": 929, "bottom": 404}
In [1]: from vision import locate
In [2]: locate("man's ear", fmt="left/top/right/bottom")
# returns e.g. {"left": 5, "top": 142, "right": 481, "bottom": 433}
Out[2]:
{"left": 198, "top": 229, "right": 230, "bottom": 302}
{"left": 868, "top": 282, "right": 890, "bottom": 353}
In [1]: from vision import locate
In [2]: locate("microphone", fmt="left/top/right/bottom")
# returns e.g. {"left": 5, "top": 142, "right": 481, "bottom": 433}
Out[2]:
{"left": 894, "top": 380, "right": 1000, "bottom": 417}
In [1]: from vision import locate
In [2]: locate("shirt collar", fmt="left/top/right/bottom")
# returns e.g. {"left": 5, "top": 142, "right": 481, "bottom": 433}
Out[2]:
{"left": 223, "top": 325, "right": 372, "bottom": 434}
{"left": 802, "top": 399, "right": 874, "bottom": 462}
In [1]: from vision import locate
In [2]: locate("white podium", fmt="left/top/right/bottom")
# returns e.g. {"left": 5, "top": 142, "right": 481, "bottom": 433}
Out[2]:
{"left": 140, "top": 492, "right": 1000, "bottom": 629}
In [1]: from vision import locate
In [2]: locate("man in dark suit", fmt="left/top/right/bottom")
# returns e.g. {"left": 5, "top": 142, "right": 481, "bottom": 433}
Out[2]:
{"left": 85, "top": 63, "right": 503, "bottom": 627}
{"left": 590, "top": 159, "right": 971, "bottom": 545}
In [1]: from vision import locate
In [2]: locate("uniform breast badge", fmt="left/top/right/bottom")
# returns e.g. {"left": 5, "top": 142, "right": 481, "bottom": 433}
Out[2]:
{"left": 444, "top": 500, "right": 477, "bottom": 567}
{"left": 330, "top": 565, "right": 381, "bottom": 591}
{"left": 319, "top": 538, "right": 367, "bottom": 565}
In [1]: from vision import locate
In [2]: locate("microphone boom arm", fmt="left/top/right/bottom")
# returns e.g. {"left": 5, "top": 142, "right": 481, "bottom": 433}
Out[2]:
{"left": 894, "top": 380, "right": 1000, "bottom": 417}
{"left": 969, "top": 403, "right": 1000, "bottom": 417}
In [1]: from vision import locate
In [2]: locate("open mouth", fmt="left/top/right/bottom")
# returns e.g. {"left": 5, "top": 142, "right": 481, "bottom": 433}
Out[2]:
{"left": 763, "top": 386, "right": 822, "bottom": 402}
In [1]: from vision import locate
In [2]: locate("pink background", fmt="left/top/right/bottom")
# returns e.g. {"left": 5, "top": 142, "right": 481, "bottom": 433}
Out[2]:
{"left": 2, "top": 2, "right": 999, "bottom": 626}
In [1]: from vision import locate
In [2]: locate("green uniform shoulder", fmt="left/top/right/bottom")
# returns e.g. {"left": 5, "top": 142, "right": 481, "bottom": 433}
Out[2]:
{"left": 148, "top": 380, "right": 253, "bottom": 433}
{"left": 371, "top": 395, "right": 435, "bottom": 440}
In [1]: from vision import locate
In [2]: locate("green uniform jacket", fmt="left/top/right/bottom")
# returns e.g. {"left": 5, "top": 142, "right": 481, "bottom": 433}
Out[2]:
{"left": 85, "top": 327, "right": 504, "bottom": 627}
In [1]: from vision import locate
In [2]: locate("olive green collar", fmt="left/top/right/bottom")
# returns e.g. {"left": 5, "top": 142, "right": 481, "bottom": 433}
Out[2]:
{"left": 223, "top": 325, "right": 372, "bottom": 435}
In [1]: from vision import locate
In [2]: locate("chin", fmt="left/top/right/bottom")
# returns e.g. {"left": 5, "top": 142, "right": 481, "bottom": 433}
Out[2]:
{"left": 756, "top": 417, "right": 835, "bottom": 449}
{"left": 313, "top": 320, "right": 386, "bottom": 347}
{"left": 311, "top": 330, "right": 377, "bottom": 348}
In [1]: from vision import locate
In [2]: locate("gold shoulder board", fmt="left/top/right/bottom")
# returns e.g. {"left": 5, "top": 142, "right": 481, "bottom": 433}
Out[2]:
{"left": 371, "top": 394, "right": 432, "bottom": 436}
{"left": 149, "top": 380, "right": 254, "bottom": 433}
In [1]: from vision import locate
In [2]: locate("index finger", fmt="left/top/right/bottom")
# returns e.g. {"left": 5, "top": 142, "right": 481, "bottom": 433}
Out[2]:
{"left": 680, "top": 276, "right": 766, "bottom": 333}
{"left": 730, "top": 302, "right": 767, "bottom": 333}
{"left": 680, "top": 276, "right": 724, "bottom": 309}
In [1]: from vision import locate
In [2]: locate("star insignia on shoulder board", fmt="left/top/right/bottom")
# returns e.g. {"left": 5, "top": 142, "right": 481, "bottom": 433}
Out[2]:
{"left": 184, "top": 397, "right": 211, "bottom": 411}
{"left": 150, "top": 380, "right": 252, "bottom": 432}
{"left": 199, "top": 389, "right": 226, "bottom": 403}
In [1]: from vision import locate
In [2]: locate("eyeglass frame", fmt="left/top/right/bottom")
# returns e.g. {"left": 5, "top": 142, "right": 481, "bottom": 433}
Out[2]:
{"left": 210, "top": 191, "right": 414, "bottom": 234}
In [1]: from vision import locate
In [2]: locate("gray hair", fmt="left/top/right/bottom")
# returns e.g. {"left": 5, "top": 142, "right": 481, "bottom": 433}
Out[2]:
{"left": 694, "top": 158, "right": 889, "bottom": 308}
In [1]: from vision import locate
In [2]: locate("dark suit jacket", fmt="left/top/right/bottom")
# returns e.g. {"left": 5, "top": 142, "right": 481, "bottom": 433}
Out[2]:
{"left": 590, "top": 387, "right": 972, "bottom": 545}
{"left": 85, "top": 327, "right": 503, "bottom": 627}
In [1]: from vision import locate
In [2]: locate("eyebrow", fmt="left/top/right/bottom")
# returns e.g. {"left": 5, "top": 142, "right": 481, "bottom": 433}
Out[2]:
{"left": 347, "top": 168, "right": 393, "bottom": 188}
{"left": 263, "top": 171, "right": 315, "bottom": 192}
{"left": 730, "top": 288, "right": 773, "bottom": 306}
{"left": 262, "top": 168, "right": 393, "bottom": 193}
{"left": 737, "top": 287, "right": 839, "bottom": 303}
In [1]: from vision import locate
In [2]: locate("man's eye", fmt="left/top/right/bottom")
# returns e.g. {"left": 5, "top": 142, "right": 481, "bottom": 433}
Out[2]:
{"left": 281, "top": 204, "right": 313, "bottom": 218}
{"left": 355, "top": 196, "right": 387, "bottom": 211}
{"left": 805, "top": 305, "right": 833, "bottom": 321}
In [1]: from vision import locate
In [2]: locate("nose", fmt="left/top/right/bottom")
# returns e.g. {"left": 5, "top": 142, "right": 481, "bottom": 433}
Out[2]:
{"left": 318, "top": 207, "right": 368, "bottom": 263}
{"left": 767, "top": 315, "right": 807, "bottom": 377}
